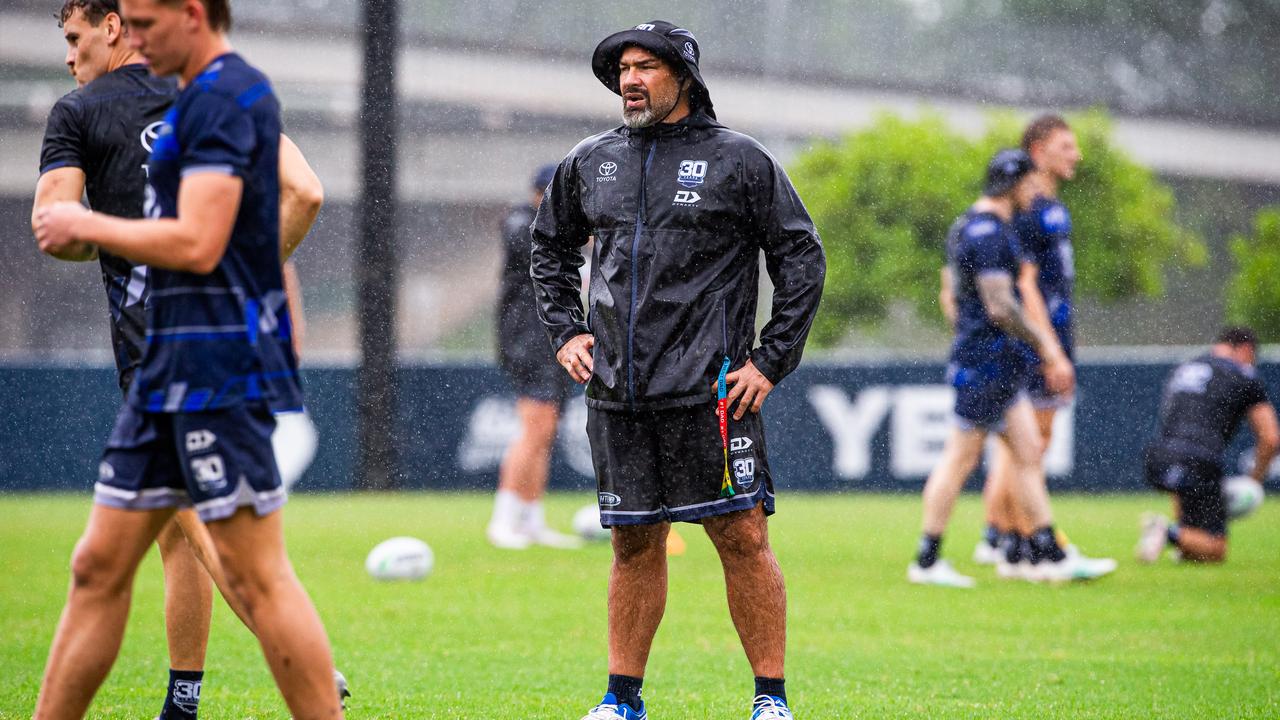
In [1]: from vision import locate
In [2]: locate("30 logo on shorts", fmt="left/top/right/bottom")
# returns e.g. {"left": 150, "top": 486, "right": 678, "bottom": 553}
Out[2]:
{"left": 598, "top": 492, "right": 622, "bottom": 507}
{"left": 190, "top": 454, "right": 227, "bottom": 492}
{"left": 732, "top": 458, "right": 755, "bottom": 489}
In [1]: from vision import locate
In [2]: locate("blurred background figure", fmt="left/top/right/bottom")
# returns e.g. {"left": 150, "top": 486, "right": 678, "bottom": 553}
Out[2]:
{"left": 1138, "top": 327, "right": 1279, "bottom": 563}
{"left": 488, "top": 163, "right": 582, "bottom": 550}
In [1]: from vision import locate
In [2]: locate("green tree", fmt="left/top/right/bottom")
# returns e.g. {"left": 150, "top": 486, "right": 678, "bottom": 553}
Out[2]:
{"left": 789, "top": 109, "right": 1203, "bottom": 347}
{"left": 1226, "top": 207, "right": 1280, "bottom": 341}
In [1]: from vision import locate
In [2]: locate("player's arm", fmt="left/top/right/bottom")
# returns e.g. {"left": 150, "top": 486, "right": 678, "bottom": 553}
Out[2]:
{"left": 939, "top": 266, "right": 957, "bottom": 329}
{"left": 282, "top": 259, "right": 306, "bottom": 359}
{"left": 35, "top": 172, "right": 242, "bottom": 274}
{"left": 1246, "top": 402, "right": 1280, "bottom": 484}
{"left": 1016, "top": 259, "right": 1073, "bottom": 392}
{"left": 530, "top": 157, "right": 594, "bottom": 383}
{"left": 976, "top": 271, "right": 1073, "bottom": 392}
{"left": 278, "top": 134, "right": 323, "bottom": 260}
{"left": 32, "top": 167, "right": 97, "bottom": 262}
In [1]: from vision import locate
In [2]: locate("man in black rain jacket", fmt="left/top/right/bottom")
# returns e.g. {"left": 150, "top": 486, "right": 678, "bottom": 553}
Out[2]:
{"left": 531, "top": 20, "right": 825, "bottom": 720}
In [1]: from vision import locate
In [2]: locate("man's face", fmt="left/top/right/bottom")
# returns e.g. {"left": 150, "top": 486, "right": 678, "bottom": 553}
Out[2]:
{"left": 618, "top": 45, "right": 685, "bottom": 129}
{"left": 1033, "top": 128, "right": 1082, "bottom": 182}
{"left": 120, "top": 0, "right": 191, "bottom": 76}
{"left": 62, "top": 9, "right": 115, "bottom": 87}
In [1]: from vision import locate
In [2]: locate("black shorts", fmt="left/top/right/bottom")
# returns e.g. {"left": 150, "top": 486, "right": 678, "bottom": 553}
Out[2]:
{"left": 95, "top": 403, "right": 285, "bottom": 523}
{"left": 500, "top": 354, "right": 572, "bottom": 405}
{"left": 587, "top": 402, "right": 775, "bottom": 526}
{"left": 1143, "top": 445, "right": 1227, "bottom": 536}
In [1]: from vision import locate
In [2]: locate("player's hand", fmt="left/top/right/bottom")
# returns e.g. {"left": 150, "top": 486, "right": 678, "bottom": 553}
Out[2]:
{"left": 557, "top": 333, "right": 594, "bottom": 384}
{"left": 1042, "top": 353, "right": 1075, "bottom": 396}
{"left": 34, "top": 202, "right": 93, "bottom": 257}
{"left": 716, "top": 359, "right": 775, "bottom": 420}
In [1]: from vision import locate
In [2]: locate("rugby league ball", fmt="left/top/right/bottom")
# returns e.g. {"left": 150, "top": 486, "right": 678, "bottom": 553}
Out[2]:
{"left": 573, "top": 503, "right": 611, "bottom": 541}
{"left": 1223, "top": 475, "right": 1264, "bottom": 519}
{"left": 365, "top": 536, "right": 434, "bottom": 581}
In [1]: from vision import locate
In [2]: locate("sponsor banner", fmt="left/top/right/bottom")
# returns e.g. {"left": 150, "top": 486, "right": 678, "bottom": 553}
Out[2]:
{"left": 0, "top": 363, "right": 1276, "bottom": 492}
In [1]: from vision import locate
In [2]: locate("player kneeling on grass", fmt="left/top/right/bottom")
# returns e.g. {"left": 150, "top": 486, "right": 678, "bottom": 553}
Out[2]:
{"left": 910, "top": 149, "right": 1114, "bottom": 588}
{"left": 531, "top": 20, "right": 825, "bottom": 720}
{"left": 31, "top": 1, "right": 342, "bottom": 717}
{"left": 1137, "top": 327, "right": 1278, "bottom": 563}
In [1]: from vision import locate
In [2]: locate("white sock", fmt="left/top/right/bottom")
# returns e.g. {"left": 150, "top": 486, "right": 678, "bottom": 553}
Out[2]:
{"left": 521, "top": 499, "right": 546, "bottom": 535}
{"left": 490, "top": 490, "right": 521, "bottom": 531}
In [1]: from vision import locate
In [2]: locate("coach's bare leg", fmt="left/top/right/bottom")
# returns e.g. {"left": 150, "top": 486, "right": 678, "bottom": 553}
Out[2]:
{"left": 172, "top": 508, "right": 258, "bottom": 632}
{"left": 608, "top": 522, "right": 669, "bottom": 677}
{"left": 703, "top": 504, "right": 786, "bottom": 678}
{"left": 921, "top": 428, "right": 988, "bottom": 534}
{"left": 156, "top": 515, "right": 212, "bottom": 670}
{"left": 35, "top": 506, "right": 173, "bottom": 719}
{"left": 207, "top": 507, "right": 341, "bottom": 719}
{"left": 499, "top": 398, "right": 559, "bottom": 502}
{"left": 999, "top": 400, "right": 1052, "bottom": 529}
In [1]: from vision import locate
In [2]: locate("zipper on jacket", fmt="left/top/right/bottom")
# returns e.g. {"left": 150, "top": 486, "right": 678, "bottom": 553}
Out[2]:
{"left": 627, "top": 139, "right": 657, "bottom": 406}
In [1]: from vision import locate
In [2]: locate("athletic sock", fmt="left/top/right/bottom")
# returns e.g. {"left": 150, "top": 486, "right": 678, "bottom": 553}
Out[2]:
{"left": 159, "top": 669, "right": 203, "bottom": 720}
{"left": 1000, "top": 532, "right": 1023, "bottom": 563}
{"left": 754, "top": 677, "right": 787, "bottom": 704}
{"left": 1029, "top": 526, "right": 1067, "bottom": 563}
{"left": 521, "top": 499, "right": 546, "bottom": 534}
{"left": 607, "top": 674, "right": 644, "bottom": 710}
{"left": 1166, "top": 523, "right": 1181, "bottom": 547}
{"left": 982, "top": 524, "right": 1000, "bottom": 549}
{"left": 489, "top": 489, "right": 521, "bottom": 531}
{"left": 916, "top": 533, "right": 942, "bottom": 568}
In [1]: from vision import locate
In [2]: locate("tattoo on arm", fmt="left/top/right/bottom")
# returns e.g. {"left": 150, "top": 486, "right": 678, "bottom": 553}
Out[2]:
{"left": 976, "top": 272, "right": 1059, "bottom": 358}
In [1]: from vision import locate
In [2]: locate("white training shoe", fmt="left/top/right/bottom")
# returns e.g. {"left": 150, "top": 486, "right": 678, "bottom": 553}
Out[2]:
{"left": 525, "top": 526, "right": 585, "bottom": 550}
{"left": 486, "top": 523, "right": 532, "bottom": 550}
{"left": 751, "top": 695, "right": 794, "bottom": 719}
{"left": 907, "top": 559, "right": 976, "bottom": 588}
{"left": 972, "top": 540, "right": 1002, "bottom": 566}
{"left": 996, "top": 558, "right": 1033, "bottom": 581}
{"left": 1136, "top": 513, "right": 1171, "bottom": 564}
{"left": 1032, "top": 552, "right": 1117, "bottom": 583}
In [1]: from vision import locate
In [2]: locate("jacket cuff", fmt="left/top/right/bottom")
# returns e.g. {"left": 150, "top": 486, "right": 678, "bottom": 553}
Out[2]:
{"left": 550, "top": 323, "right": 591, "bottom": 354}
{"left": 749, "top": 349, "right": 785, "bottom": 386}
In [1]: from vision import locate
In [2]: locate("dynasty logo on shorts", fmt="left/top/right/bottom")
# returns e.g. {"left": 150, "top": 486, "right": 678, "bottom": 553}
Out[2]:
{"left": 729, "top": 436, "right": 756, "bottom": 490}
{"left": 185, "top": 429, "right": 217, "bottom": 453}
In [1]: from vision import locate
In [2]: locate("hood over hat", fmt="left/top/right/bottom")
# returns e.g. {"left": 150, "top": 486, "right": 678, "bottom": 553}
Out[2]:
{"left": 592, "top": 20, "right": 715, "bottom": 119}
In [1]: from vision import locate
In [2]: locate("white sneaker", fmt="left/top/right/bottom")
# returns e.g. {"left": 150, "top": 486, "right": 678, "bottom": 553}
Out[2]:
{"left": 751, "top": 695, "right": 793, "bottom": 719}
{"left": 486, "top": 524, "right": 531, "bottom": 550}
{"left": 1136, "top": 513, "right": 1171, "bottom": 564}
{"left": 972, "top": 540, "right": 1002, "bottom": 566}
{"left": 907, "top": 559, "right": 976, "bottom": 588}
{"left": 525, "top": 526, "right": 585, "bottom": 549}
{"left": 996, "top": 558, "right": 1033, "bottom": 580}
{"left": 1032, "top": 553, "right": 1117, "bottom": 583}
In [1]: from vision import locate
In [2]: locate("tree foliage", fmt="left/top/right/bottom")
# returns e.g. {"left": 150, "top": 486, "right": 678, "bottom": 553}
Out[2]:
{"left": 1226, "top": 208, "right": 1280, "bottom": 342}
{"left": 789, "top": 109, "right": 1203, "bottom": 347}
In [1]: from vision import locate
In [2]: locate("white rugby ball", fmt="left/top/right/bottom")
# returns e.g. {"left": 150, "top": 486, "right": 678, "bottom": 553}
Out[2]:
{"left": 365, "top": 536, "right": 434, "bottom": 581}
{"left": 572, "top": 504, "right": 611, "bottom": 541}
{"left": 1223, "top": 475, "right": 1264, "bottom": 519}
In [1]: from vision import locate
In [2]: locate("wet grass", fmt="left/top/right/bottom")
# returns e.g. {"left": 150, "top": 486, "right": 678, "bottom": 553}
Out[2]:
{"left": 1, "top": 492, "right": 1277, "bottom": 718}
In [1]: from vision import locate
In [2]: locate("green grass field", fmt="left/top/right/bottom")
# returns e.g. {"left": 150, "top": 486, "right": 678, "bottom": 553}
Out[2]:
{"left": 2, "top": 493, "right": 1277, "bottom": 719}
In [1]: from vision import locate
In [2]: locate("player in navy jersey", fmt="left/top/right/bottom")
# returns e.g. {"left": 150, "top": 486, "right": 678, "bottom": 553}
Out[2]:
{"left": 910, "top": 149, "right": 1111, "bottom": 587}
{"left": 1137, "top": 328, "right": 1278, "bottom": 563}
{"left": 32, "top": 1, "right": 342, "bottom": 717}
{"left": 32, "top": 2, "right": 341, "bottom": 717}
{"left": 971, "top": 115, "right": 1114, "bottom": 579}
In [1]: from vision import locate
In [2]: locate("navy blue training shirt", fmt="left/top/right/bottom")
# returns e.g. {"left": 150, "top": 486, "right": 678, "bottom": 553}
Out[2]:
{"left": 945, "top": 209, "right": 1028, "bottom": 372}
{"left": 39, "top": 64, "right": 177, "bottom": 392}
{"left": 1014, "top": 195, "right": 1075, "bottom": 358}
{"left": 132, "top": 52, "right": 302, "bottom": 413}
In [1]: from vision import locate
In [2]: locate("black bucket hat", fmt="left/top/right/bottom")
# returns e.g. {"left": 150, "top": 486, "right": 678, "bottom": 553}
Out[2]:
{"left": 984, "top": 148, "right": 1034, "bottom": 197}
{"left": 591, "top": 20, "right": 715, "bottom": 119}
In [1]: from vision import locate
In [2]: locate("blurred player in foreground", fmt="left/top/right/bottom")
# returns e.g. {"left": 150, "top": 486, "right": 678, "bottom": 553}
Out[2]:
{"left": 33, "top": 2, "right": 338, "bottom": 716}
{"left": 31, "top": 0, "right": 342, "bottom": 717}
{"left": 912, "top": 149, "right": 1112, "bottom": 588}
{"left": 971, "top": 115, "right": 1114, "bottom": 579}
{"left": 1138, "top": 327, "right": 1278, "bottom": 563}
{"left": 488, "top": 163, "right": 583, "bottom": 550}
{"left": 532, "top": 21, "right": 825, "bottom": 720}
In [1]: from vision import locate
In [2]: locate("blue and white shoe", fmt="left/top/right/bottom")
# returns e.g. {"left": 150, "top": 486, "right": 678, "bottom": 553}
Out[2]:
{"left": 751, "top": 695, "right": 793, "bottom": 719}
{"left": 581, "top": 693, "right": 647, "bottom": 719}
